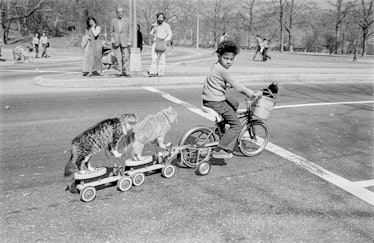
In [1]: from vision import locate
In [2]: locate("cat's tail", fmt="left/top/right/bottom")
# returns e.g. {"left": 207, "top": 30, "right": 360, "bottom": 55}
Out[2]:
{"left": 64, "top": 145, "right": 77, "bottom": 177}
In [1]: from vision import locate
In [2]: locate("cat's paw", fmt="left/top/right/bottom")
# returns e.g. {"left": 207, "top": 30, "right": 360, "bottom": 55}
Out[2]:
{"left": 112, "top": 150, "right": 123, "bottom": 158}
{"left": 87, "top": 166, "right": 96, "bottom": 172}
{"left": 78, "top": 170, "right": 88, "bottom": 175}
{"left": 137, "top": 156, "right": 146, "bottom": 161}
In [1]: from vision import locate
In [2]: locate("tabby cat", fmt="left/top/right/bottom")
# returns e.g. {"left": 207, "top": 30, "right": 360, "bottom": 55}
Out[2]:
{"left": 64, "top": 113, "right": 138, "bottom": 176}
{"left": 126, "top": 107, "right": 177, "bottom": 161}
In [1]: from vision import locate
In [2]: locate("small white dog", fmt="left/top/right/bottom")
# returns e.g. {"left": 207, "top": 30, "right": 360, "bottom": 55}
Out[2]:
{"left": 12, "top": 46, "right": 33, "bottom": 64}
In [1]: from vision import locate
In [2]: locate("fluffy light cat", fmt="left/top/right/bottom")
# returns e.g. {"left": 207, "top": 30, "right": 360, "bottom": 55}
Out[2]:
{"left": 64, "top": 114, "right": 138, "bottom": 176}
{"left": 126, "top": 107, "right": 177, "bottom": 161}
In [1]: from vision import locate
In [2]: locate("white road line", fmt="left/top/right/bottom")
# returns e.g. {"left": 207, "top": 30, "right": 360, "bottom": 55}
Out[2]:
{"left": 265, "top": 142, "right": 374, "bottom": 206}
{"left": 143, "top": 86, "right": 374, "bottom": 206}
{"left": 275, "top": 100, "right": 374, "bottom": 109}
{"left": 143, "top": 86, "right": 215, "bottom": 121}
{"left": 352, "top": 179, "right": 374, "bottom": 188}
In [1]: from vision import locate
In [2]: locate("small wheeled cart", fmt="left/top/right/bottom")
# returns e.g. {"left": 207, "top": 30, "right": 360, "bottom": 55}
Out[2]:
{"left": 68, "top": 148, "right": 177, "bottom": 202}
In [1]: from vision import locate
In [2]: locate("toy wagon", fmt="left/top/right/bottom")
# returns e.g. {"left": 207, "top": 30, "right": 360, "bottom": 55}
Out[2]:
{"left": 68, "top": 148, "right": 177, "bottom": 202}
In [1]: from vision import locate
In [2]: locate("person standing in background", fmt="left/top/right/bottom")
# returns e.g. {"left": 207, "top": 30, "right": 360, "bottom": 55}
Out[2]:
{"left": 32, "top": 33, "right": 40, "bottom": 58}
{"left": 252, "top": 34, "right": 262, "bottom": 61}
{"left": 137, "top": 24, "right": 143, "bottom": 52}
{"left": 148, "top": 13, "right": 172, "bottom": 77}
{"left": 110, "top": 6, "right": 133, "bottom": 77}
{"left": 169, "top": 39, "right": 174, "bottom": 53}
{"left": 82, "top": 17, "right": 103, "bottom": 77}
{"left": 40, "top": 32, "right": 48, "bottom": 58}
{"left": 262, "top": 37, "right": 271, "bottom": 62}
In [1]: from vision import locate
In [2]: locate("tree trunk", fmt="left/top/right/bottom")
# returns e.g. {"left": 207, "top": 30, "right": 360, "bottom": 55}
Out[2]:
{"left": 184, "top": 30, "right": 187, "bottom": 46}
{"left": 334, "top": 0, "right": 343, "bottom": 54}
{"left": 288, "top": 0, "right": 294, "bottom": 52}
{"left": 361, "top": 28, "right": 367, "bottom": 56}
{"left": 353, "top": 26, "right": 360, "bottom": 61}
{"left": 247, "top": 32, "right": 251, "bottom": 49}
{"left": 341, "top": 31, "right": 345, "bottom": 54}
{"left": 279, "top": 0, "right": 284, "bottom": 52}
{"left": 0, "top": 15, "right": 4, "bottom": 45}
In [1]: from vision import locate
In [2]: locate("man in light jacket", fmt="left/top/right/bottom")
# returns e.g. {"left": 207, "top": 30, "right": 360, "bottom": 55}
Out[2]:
{"left": 110, "top": 6, "right": 133, "bottom": 77}
{"left": 148, "top": 13, "right": 172, "bottom": 77}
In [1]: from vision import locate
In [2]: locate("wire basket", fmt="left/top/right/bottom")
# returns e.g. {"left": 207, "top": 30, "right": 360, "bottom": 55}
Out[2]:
{"left": 250, "top": 96, "right": 275, "bottom": 120}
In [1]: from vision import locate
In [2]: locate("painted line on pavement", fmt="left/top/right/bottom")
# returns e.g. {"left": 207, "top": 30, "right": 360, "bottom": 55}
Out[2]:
{"left": 265, "top": 142, "right": 374, "bottom": 206}
{"left": 143, "top": 86, "right": 374, "bottom": 206}
{"left": 275, "top": 100, "right": 374, "bottom": 109}
{"left": 351, "top": 179, "right": 374, "bottom": 188}
{"left": 143, "top": 86, "right": 215, "bottom": 121}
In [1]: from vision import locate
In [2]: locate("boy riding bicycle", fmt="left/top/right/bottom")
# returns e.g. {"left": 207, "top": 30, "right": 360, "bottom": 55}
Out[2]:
{"left": 201, "top": 40, "right": 262, "bottom": 159}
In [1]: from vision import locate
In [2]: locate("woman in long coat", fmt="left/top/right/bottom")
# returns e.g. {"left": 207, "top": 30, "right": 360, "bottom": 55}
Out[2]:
{"left": 83, "top": 17, "right": 102, "bottom": 76}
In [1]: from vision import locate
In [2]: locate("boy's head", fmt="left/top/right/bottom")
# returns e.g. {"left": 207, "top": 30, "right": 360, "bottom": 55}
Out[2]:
{"left": 216, "top": 40, "right": 239, "bottom": 69}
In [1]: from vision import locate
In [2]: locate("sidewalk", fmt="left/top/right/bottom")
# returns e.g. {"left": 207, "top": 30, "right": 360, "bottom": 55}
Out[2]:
{"left": 34, "top": 62, "right": 374, "bottom": 88}
{"left": 33, "top": 48, "right": 374, "bottom": 88}
{"left": 2, "top": 45, "right": 374, "bottom": 92}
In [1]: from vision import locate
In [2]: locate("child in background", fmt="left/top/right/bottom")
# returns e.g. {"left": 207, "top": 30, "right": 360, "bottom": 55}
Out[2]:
{"left": 201, "top": 40, "right": 262, "bottom": 159}
{"left": 32, "top": 33, "right": 40, "bottom": 58}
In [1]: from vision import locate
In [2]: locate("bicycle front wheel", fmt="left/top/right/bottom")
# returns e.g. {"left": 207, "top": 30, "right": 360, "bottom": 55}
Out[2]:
{"left": 238, "top": 121, "right": 270, "bottom": 156}
{"left": 178, "top": 126, "right": 216, "bottom": 168}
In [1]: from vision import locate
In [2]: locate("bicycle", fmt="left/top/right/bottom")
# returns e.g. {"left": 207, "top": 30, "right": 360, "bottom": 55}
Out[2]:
{"left": 178, "top": 97, "right": 272, "bottom": 175}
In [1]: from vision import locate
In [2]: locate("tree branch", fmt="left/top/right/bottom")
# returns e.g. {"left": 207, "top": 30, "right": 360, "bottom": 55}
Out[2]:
{"left": 7, "top": 0, "right": 46, "bottom": 22}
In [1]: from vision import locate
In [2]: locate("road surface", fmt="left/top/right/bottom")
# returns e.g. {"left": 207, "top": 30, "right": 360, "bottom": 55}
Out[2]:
{"left": 1, "top": 48, "right": 373, "bottom": 242}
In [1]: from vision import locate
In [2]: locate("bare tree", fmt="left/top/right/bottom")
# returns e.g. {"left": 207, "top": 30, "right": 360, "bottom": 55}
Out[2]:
{"left": 355, "top": 0, "right": 374, "bottom": 56}
{"left": 279, "top": 0, "right": 284, "bottom": 52}
{"left": 352, "top": 24, "right": 360, "bottom": 60}
{"left": 328, "top": 0, "right": 356, "bottom": 54}
{"left": 156, "top": 0, "right": 179, "bottom": 25}
{"left": 137, "top": 0, "right": 158, "bottom": 44}
{"left": 1, "top": 0, "right": 46, "bottom": 44}
{"left": 236, "top": 0, "right": 256, "bottom": 49}
{"left": 174, "top": 0, "right": 197, "bottom": 46}
{"left": 200, "top": 0, "right": 236, "bottom": 49}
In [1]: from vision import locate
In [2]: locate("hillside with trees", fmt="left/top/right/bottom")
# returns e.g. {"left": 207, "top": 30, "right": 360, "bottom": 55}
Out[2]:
{"left": 1, "top": 0, "right": 373, "bottom": 56}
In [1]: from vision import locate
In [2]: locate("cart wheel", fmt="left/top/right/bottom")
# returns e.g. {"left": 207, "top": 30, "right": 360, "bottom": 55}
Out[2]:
{"left": 162, "top": 164, "right": 175, "bottom": 178}
{"left": 196, "top": 161, "right": 211, "bottom": 176}
{"left": 117, "top": 176, "right": 132, "bottom": 192}
{"left": 79, "top": 186, "right": 96, "bottom": 202}
{"left": 68, "top": 180, "right": 78, "bottom": 194}
{"left": 132, "top": 173, "right": 145, "bottom": 187}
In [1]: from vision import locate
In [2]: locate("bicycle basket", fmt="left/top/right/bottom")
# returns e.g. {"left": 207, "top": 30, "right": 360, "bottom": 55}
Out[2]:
{"left": 251, "top": 96, "right": 275, "bottom": 120}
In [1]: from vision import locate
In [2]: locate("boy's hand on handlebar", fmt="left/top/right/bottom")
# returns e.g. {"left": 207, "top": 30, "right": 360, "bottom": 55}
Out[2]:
{"left": 252, "top": 90, "right": 263, "bottom": 97}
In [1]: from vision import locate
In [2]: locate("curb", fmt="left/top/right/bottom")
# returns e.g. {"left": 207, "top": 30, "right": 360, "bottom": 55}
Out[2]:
{"left": 34, "top": 72, "right": 374, "bottom": 88}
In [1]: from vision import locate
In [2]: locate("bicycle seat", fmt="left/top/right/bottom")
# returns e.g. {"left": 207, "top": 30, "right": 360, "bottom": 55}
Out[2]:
{"left": 201, "top": 106, "right": 223, "bottom": 122}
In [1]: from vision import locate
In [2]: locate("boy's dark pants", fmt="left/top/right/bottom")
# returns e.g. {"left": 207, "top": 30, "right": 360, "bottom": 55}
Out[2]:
{"left": 203, "top": 97, "right": 240, "bottom": 152}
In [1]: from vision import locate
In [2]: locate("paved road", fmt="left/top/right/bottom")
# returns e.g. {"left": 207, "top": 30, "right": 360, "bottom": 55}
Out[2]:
{"left": 0, "top": 49, "right": 373, "bottom": 242}
{"left": 1, "top": 85, "right": 374, "bottom": 242}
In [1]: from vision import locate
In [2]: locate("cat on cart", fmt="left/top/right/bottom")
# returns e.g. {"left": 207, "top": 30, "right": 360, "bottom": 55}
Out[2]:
{"left": 65, "top": 107, "right": 178, "bottom": 202}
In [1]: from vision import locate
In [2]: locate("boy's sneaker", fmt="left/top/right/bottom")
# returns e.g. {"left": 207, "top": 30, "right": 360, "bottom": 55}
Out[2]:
{"left": 212, "top": 149, "right": 233, "bottom": 159}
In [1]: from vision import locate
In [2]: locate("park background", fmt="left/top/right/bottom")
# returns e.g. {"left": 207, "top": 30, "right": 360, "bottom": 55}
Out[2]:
{"left": 1, "top": 0, "right": 373, "bottom": 58}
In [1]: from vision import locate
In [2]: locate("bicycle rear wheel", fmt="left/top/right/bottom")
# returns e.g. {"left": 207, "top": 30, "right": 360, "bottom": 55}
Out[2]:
{"left": 238, "top": 121, "right": 270, "bottom": 156}
{"left": 178, "top": 126, "right": 216, "bottom": 168}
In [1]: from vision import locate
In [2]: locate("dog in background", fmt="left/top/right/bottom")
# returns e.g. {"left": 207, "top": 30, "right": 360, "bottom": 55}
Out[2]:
{"left": 125, "top": 107, "right": 177, "bottom": 161}
{"left": 12, "top": 46, "right": 33, "bottom": 64}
